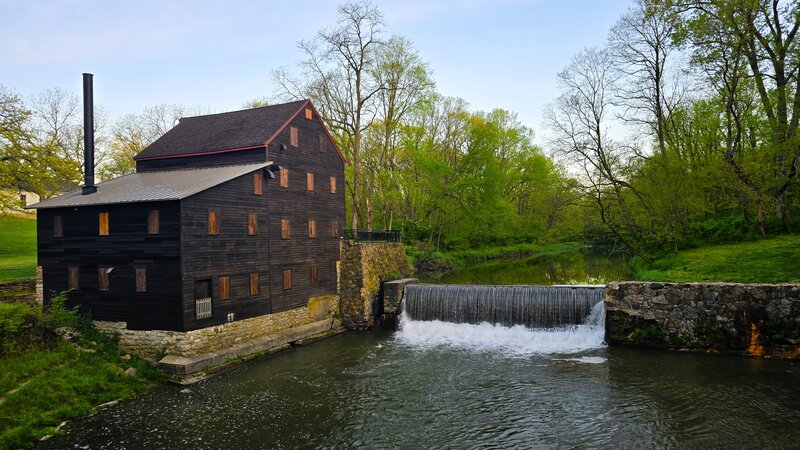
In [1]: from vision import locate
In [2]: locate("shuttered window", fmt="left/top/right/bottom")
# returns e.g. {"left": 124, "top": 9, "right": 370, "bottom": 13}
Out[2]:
{"left": 306, "top": 172, "right": 314, "bottom": 191}
{"left": 331, "top": 219, "right": 340, "bottom": 238}
{"left": 98, "top": 267, "right": 110, "bottom": 291}
{"left": 308, "top": 219, "right": 317, "bottom": 238}
{"left": 99, "top": 212, "right": 109, "bottom": 236}
{"left": 310, "top": 265, "right": 318, "bottom": 287}
{"left": 219, "top": 276, "right": 230, "bottom": 300}
{"left": 53, "top": 215, "right": 63, "bottom": 238}
{"left": 305, "top": 108, "right": 312, "bottom": 120}
{"left": 253, "top": 173, "right": 263, "bottom": 195}
{"left": 248, "top": 213, "right": 258, "bottom": 236}
{"left": 209, "top": 211, "right": 219, "bottom": 235}
{"left": 148, "top": 210, "right": 159, "bottom": 235}
{"left": 330, "top": 176, "right": 337, "bottom": 194}
{"left": 280, "top": 168, "right": 288, "bottom": 188}
{"left": 68, "top": 266, "right": 79, "bottom": 290}
{"left": 319, "top": 134, "right": 326, "bottom": 152}
{"left": 250, "top": 273, "right": 260, "bottom": 296}
{"left": 283, "top": 269, "right": 292, "bottom": 290}
{"left": 135, "top": 267, "right": 146, "bottom": 293}
{"left": 281, "top": 219, "right": 290, "bottom": 239}
{"left": 290, "top": 127, "right": 298, "bottom": 147}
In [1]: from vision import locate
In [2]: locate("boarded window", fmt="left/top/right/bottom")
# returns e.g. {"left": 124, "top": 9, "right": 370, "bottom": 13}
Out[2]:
{"left": 331, "top": 219, "right": 340, "bottom": 238}
{"left": 279, "top": 168, "right": 289, "bottom": 188}
{"left": 98, "top": 267, "right": 110, "bottom": 291}
{"left": 319, "top": 134, "right": 326, "bottom": 152}
{"left": 195, "top": 280, "right": 212, "bottom": 319}
{"left": 281, "top": 219, "right": 291, "bottom": 239}
{"left": 253, "top": 172, "right": 263, "bottom": 195}
{"left": 148, "top": 210, "right": 159, "bottom": 235}
{"left": 219, "top": 276, "right": 230, "bottom": 300}
{"left": 330, "top": 176, "right": 337, "bottom": 194}
{"left": 250, "top": 273, "right": 260, "bottom": 296}
{"left": 135, "top": 267, "right": 146, "bottom": 293}
{"left": 283, "top": 269, "right": 292, "bottom": 290}
{"left": 248, "top": 213, "right": 258, "bottom": 236}
{"left": 290, "top": 127, "right": 298, "bottom": 147}
{"left": 308, "top": 219, "right": 317, "bottom": 238}
{"left": 209, "top": 211, "right": 219, "bottom": 235}
{"left": 307, "top": 172, "right": 314, "bottom": 191}
{"left": 53, "top": 215, "right": 63, "bottom": 238}
{"left": 68, "top": 266, "right": 79, "bottom": 290}
{"left": 310, "top": 265, "right": 318, "bottom": 287}
{"left": 99, "top": 212, "right": 109, "bottom": 236}
{"left": 305, "top": 108, "right": 312, "bottom": 120}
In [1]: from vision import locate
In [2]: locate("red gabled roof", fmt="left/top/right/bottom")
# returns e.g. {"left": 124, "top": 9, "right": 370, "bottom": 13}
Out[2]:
{"left": 134, "top": 99, "right": 346, "bottom": 164}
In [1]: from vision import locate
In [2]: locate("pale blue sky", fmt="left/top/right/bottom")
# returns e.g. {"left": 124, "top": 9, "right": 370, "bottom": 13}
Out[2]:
{"left": 1, "top": 0, "right": 633, "bottom": 140}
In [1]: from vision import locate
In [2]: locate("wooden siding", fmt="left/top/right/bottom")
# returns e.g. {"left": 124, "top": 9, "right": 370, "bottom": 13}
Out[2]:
{"left": 37, "top": 201, "right": 183, "bottom": 330}
{"left": 135, "top": 147, "right": 265, "bottom": 172}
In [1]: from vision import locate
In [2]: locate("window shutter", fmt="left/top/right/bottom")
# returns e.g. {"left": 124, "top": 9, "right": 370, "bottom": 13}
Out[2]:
{"left": 319, "top": 134, "right": 326, "bottom": 152}
{"left": 331, "top": 219, "right": 339, "bottom": 238}
{"left": 68, "top": 266, "right": 79, "bottom": 290}
{"left": 219, "top": 276, "right": 230, "bottom": 300}
{"left": 283, "top": 269, "right": 292, "bottom": 290}
{"left": 307, "top": 172, "right": 314, "bottom": 191}
{"left": 290, "top": 127, "right": 299, "bottom": 147}
{"left": 99, "top": 212, "right": 109, "bottom": 236}
{"left": 280, "top": 169, "right": 288, "bottom": 188}
{"left": 305, "top": 108, "right": 312, "bottom": 120}
{"left": 308, "top": 219, "right": 317, "bottom": 238}
{"left": 330, "top": 176, "right": 336, "bottom": 194}
{"left": 248, "top": 213, "right": 258, "bottom": 236}
{"left": 281, "top": 219, "right": 291, "bottom": 239}
{"left": 250, "top": 273, "right": 259, "bottom": 295}
{"left": 98, "top": 267, "right": 109, "bottom": 291}
{"left": 148, "top": 210, "right": 159, "bottom": 235}
{"left": 135, "top": 267, "right": 147, "bottom": 292}
{"left": 209, "top": 211, "right": 219, "bottom": 235}
{"left": 253, "top": 173, "right": 263, "bottom": 195}
{"left": 310, "top": 265, "right": 318, "bottom": 287}
{"left": 53, "top": 215, "right": 63, "bottom": 238}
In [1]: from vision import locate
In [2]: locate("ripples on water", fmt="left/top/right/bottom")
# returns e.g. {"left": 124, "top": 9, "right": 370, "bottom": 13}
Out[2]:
{"left": 41, "top": 320, "right": 800, "bottom": 449}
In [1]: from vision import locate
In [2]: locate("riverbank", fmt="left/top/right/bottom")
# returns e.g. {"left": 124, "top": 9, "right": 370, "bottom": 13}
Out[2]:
{"left": 0, "top": 298, "right": 161, "bottom": 449}
{"left": 634, "top": 234, "right": 800, "bottom": 283}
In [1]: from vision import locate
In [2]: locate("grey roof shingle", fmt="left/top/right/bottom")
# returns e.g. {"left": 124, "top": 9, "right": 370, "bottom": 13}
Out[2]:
{"left": 134, "top": 100, "right": 308, "bottom": 160}
{"left": 28, "top": 163, "right": 270, "bottom": 209}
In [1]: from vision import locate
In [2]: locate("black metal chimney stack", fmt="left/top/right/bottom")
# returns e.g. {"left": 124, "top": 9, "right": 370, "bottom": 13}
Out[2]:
{"left": 81, "top": 73, "right": 97, "bottom": 195}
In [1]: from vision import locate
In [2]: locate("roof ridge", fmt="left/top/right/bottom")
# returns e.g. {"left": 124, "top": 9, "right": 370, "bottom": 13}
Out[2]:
{"left": 179, "top": 99, "right": 308, "bottom": 121}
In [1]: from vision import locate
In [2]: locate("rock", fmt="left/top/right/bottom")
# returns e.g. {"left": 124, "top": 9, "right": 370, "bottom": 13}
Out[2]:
{"left": 123, "top": 367, "right": 137, "bottom": 377}
{"left": 55, "top": 327, "right": 81, "bottom": 342}
{"left": 120, "top": 354, "right": 132, "bottom": 362}
{"left": 179, "top": 388, "right": 194, "bottom": 395}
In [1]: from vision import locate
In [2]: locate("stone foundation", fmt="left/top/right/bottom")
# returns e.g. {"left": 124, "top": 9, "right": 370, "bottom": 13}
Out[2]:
{"left": 381, "top": 278, "right": 418, "bottom": 329}
{"left": 95, "top": 294, "right": 340, "bottom": 375}
{"left": 339, "top": 240, "right": 411, "bottom": 329}
{"left": 605, "top": 282, "right": 800, "bottom": 359}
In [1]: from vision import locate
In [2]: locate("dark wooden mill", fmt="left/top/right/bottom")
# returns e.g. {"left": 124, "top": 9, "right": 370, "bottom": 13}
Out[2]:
{"left": 30, "top": 74, "right": 346, "bottom": 331}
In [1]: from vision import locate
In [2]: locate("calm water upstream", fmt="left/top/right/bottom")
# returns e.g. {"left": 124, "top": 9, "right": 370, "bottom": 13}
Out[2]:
{"left": 42, "top": 311, "right": 800, "bottom": 449}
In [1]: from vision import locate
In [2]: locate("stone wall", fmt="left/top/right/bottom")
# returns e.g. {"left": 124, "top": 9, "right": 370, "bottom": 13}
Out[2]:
{"left": 605, "top": 282, "right": 800, "bottom": 359}
{"left": 95, "top": 294, "right": 340, "bottom": 372}
{"left": 339, "top": 240, "right": 411, "bottom": 329}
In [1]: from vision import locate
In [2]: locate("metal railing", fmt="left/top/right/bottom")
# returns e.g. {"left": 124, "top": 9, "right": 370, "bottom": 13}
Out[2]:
{"left": 195, "top": 297, "right": 212, "bottom": 319}
{"left": 344, "top": 229, "right": 401, "bottom": 243}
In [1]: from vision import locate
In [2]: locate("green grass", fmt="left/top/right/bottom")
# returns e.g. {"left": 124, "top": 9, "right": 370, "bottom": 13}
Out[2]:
{"left": 0, "top": 217, "right": 37, "bottom": 283}
{"left": 635, "top": 234, "right": 800, "bottom": 283}
{"left": 412, "top": 241, "right": 587, "bottom": 270}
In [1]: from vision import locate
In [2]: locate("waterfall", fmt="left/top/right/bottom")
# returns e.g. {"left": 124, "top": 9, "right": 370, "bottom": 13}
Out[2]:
{"left": 397, "top": 284, "right": 607, "bottom": 355}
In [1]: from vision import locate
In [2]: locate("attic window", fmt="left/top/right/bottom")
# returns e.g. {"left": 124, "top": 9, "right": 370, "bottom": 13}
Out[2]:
{"left": 53, "top": 215, "right": 63, "bottom": 238}
{"left": 248, "top": 212, "right": 258, "bottom": 236}
{"left": 208, "top": 210, "right": 219, "bottom": 235}
{"left": 308, "top": 219, "right": 317, "bottom": 238}
{"left": 99, "top": 212, "right": 109, "bottom": 236}
{"left": 280, "top": 168, "right": 289, "bottom": 188}
{"left": 290, "top": 127, "right": 299, "bottom": 147}
{"left": 305, "top": 108, "right": 313, "bottom": 120}
{"left": 281, "top": 219, "right": 291, "bottom": 239}
{"left": 148, "top": 210, "right": 159, "bottom": 235}
{"left": 253, "top": 173, "right": 263, "bottom": 195}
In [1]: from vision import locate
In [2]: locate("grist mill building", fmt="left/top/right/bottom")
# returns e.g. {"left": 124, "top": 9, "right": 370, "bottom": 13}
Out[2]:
{"left": 31, "top": 77, "right": 345, "bottom": 333}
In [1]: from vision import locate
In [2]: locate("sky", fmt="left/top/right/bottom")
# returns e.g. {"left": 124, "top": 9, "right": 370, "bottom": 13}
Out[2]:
{"left": 0, "top": 0, "right": 634, "bottom": 142}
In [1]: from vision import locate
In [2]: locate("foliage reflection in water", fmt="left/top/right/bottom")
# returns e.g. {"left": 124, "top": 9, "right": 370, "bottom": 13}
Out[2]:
{"left": 41, "top": 329, "right": 800, "bottom": 449}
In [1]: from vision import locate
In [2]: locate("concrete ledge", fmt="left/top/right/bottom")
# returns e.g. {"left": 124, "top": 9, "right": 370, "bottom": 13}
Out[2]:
{"left": 158, "top": 319, "right": 337, "bottom": 376}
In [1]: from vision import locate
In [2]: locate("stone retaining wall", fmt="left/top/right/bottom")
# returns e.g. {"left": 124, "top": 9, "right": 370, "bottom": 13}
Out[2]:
{"left": 339, "top": 241, "right": 411, "bottom": 329}
{"left": 605, "top": 282, "right": 800, "bottom": 359}
{"left": 95, "top": 294, "right": 340, "bottom": 366}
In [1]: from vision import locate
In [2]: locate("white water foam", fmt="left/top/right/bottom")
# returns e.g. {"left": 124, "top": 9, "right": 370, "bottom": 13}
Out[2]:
{"left": 395, "top": 301, "right": 606, "bottom": 357}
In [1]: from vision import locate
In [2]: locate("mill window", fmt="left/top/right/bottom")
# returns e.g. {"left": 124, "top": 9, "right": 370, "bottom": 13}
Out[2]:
{"left": 148, "top": 210, "right": 159, "bottom": 235}
{"left": 283, "top": 269, "right": 292, "bottom": 290}
{"left": 248, "top": 212, "right": 258, "bottom": 236}
{"left": 281, "top": 219, "right": 291, "bottom": 239}
{"left": 330, "top": 176, "right": 337, "bottom": 194}
{"left": 307, "top": 172, "right": 314, "bottom": 191}
{"left": 250, "top": 273, "right": 260, "bottom": 296}
{"left": 290, "top": 127, "right": 299, "bottom": 147}
{"left": 253, "top": 173, "right": 263, "bottom": 195}
{"left": 305, "top": 108, "right": 313, "bottom": 120}
{"left": 68, "top": 266, "right": 79, "bottom": 290}
{"left": 209, "top": 210, "right": 219, "bottom": 235}
{"left": 135, "top": 267, "right": 147, "bottom": 293}
{"left": 219, "top": 275, "right": 230, "bottom": 300}
{"left": 280, "top": 168, "right": 289, "bottom": 188}
{"left": 53, "top": 215, "right": 63, "bottom": 238}
{"left": 308, "top": 219, "right": 317, "bottom": 238}
{"left": 99, "top": 212, "right": 109, "bottom": 236}
{"left": 98, "top": 267, "right": 110, "bottom": 291}
{"left": 310, "top": 265, "right": 318, "bottom": 287}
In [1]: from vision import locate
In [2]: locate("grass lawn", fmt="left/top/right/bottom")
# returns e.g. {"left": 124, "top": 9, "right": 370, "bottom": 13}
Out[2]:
{"left": 636, "top": 234, "right": 800, "bottom": 283}
{"left": 0, "top": 216, "right": 37, "bottom": 283}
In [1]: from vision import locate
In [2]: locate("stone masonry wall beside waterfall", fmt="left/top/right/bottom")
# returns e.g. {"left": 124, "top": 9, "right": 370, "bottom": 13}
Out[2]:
{"left": 339, "top": 240, "right": 412, "bottom": 329}
{"left": 605, "top": 282, "right": 800, "bottom": 359}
